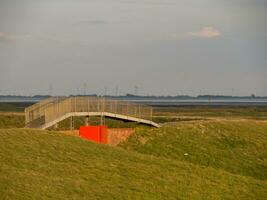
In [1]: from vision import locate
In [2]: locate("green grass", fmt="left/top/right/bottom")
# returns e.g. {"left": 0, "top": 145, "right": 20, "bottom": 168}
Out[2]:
{"left": 0, "top": 128, "right": 266, "bottom": 200}
{"left": 0, "top": 114, "right": 138, "bottom": 130}
{"left": 154, "top": 106, "right": 267, "bottom": 120}
{"left": 0, "top": 114, "right": 24, "bottom": 128}
{"left": 120, "top": 120, "right": 267, "bottom": 180}
{"left": 0, "top": 105, "right": 267, "bottom": 199}
{"left": 0, "top": 102, "right": 32, "bottom": 112}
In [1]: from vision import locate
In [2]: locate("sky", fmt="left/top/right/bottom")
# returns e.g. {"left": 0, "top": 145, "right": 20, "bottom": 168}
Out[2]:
{"left": 0, "top": 0, "right": 266, "bottom": 96}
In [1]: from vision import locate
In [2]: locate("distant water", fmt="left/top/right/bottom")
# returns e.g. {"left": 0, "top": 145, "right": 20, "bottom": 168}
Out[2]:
{"left": 1, "top": 97, "right": 267, "bottom": 106}
{"left": 0, "top": 98, "right": 44, "bottom": 103}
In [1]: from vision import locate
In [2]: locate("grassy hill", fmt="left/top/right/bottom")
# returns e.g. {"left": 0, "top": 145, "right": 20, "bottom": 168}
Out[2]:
{"left": 0, "top": 105, "right": 266, "bottom": 199}
{"left": 120, "top": 120, "right": 267, "bottom": 181}
{"left": 0, "top": 128, "right": 266, "bottom": 200}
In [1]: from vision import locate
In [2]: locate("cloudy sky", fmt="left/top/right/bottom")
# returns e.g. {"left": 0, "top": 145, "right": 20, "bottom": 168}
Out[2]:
{"left": 0, "top": 0, "right": 266, "bottom": 96}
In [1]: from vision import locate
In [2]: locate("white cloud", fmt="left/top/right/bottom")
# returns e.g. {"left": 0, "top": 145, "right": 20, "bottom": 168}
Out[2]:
{"left": 188, "top": 27, "right": 222, "bottom": 38}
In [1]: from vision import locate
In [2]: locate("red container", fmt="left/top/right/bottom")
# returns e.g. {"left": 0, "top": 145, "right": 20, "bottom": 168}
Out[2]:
{"left": 79, "top": 126, "right": 108, "bottom": 144}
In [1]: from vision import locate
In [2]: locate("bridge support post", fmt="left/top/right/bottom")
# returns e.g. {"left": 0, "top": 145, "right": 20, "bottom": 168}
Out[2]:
{"left": 85, "top": 116, "right": 89, "bottom": 126}
{"left": 70, "top": 116, "right": 74, "bottom": 130}
{"left": 100, "top": 115, "right": 104, "bottom": 126}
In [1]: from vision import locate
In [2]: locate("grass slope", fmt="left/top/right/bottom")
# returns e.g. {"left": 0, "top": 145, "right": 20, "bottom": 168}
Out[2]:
{"left": 0, "top": 129, "right": 266, "bottom": 200}
{"left": 120, "top": 120, "right": 267, "bottom": 180}
{"left": 0, "top": 114, "right": 24, "bottom": 128}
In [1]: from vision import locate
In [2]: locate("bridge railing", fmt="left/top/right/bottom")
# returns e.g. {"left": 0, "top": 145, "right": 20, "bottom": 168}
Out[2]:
{"left": 24, "top": 97, "right": 65, "bottom": 124}
{"left": 44, "top": 97, "right": 72, "bottom": 124}
{"left": 25, "top": 96, "right": 153, "bottom": 127}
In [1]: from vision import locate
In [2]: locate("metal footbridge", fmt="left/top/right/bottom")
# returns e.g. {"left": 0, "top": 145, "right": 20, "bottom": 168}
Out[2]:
{"left": 25, "top": 96, "right": 160, "bottom": 129}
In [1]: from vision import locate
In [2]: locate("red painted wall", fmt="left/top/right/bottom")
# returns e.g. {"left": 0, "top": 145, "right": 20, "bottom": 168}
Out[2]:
{"left": 79, "top": 126, "right": 108, "bottom": 144}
